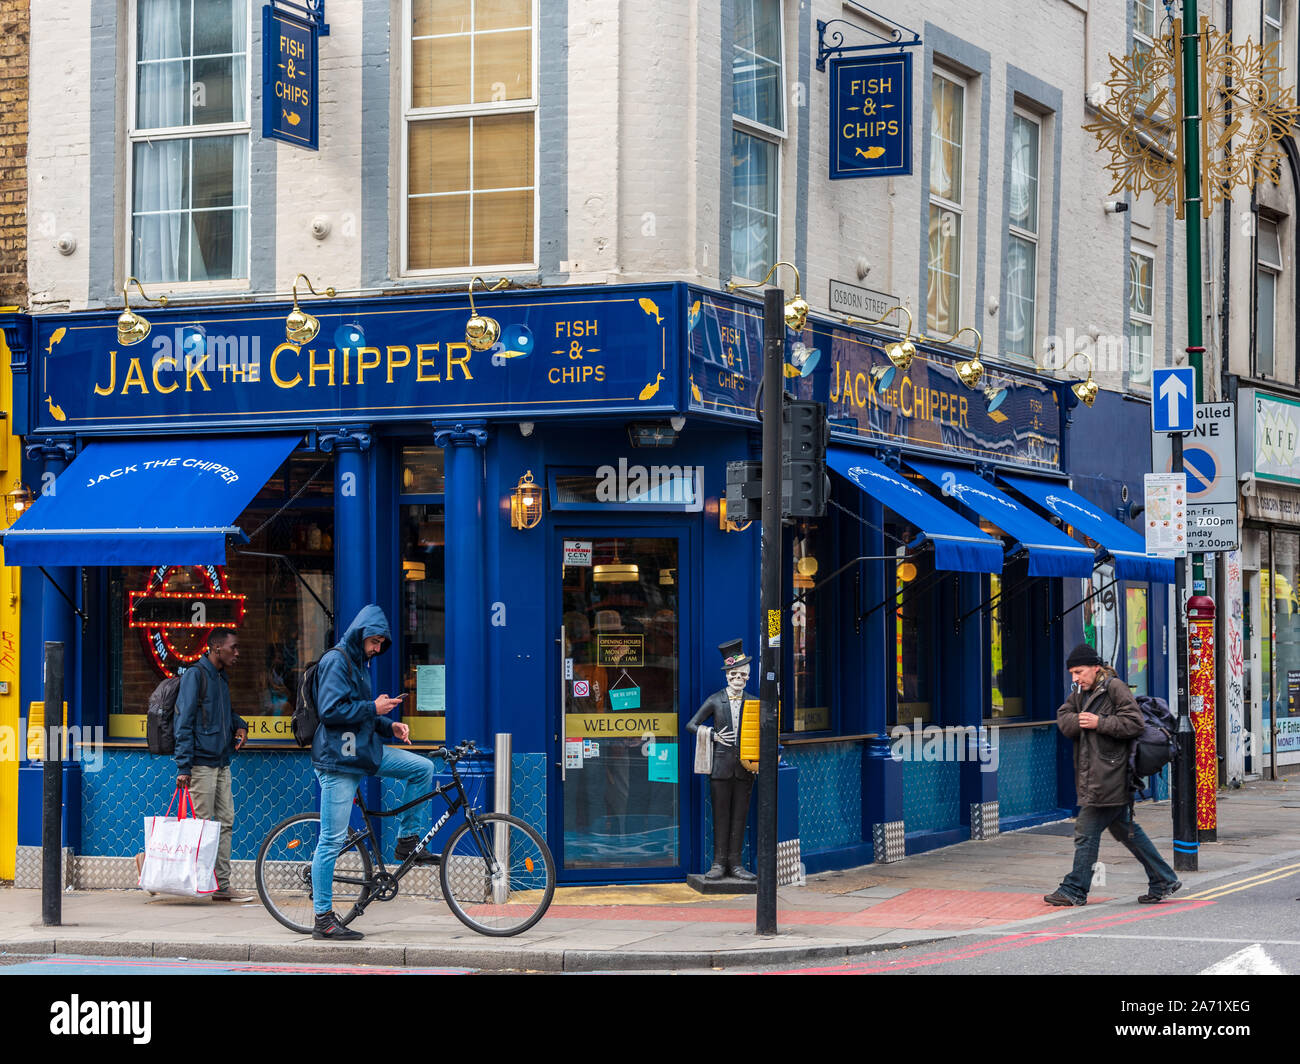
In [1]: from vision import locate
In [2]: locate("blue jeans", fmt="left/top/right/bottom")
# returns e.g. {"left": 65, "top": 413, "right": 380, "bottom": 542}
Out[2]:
{"left": 312, "top": 746, "right": 435, "bottom": 915}
{"left": 1057, "top": 804, "right": 1179, "bottom": 902}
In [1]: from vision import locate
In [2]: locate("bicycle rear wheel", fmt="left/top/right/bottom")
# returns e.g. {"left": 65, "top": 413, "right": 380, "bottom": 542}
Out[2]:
{"left": 255, "top": 812, "right": 373, "bottom": 935}
{"left": 439, "top": 813, "right": 555, "bottom": 936}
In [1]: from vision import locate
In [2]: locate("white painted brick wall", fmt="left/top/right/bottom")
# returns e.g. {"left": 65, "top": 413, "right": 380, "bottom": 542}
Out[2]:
{"left": 23, "top": 0, "right": 1221, "bottom": 411}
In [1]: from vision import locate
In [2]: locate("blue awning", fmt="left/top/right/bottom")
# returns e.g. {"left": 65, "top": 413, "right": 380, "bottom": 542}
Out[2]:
{"left": 827, "top": 448, "right": 1003, "bottom": 573}
{"left": 999, "top": 473, "right": 1176, "bottom": 584}
{"left": 2, "top": 435, "right": 301, "bottom": 567}
{"left": 906, "top": 459, "right": 1097, "bottom": 578}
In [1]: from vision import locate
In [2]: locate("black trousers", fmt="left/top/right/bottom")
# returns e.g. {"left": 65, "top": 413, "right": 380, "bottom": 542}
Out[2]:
{"left": 710, "top": 776, "right": 755, "bottom": 867}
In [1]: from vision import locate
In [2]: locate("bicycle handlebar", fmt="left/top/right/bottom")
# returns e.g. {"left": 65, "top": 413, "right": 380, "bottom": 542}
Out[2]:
{"left": 431, "top": 739, "right": 479, "bottom": 764}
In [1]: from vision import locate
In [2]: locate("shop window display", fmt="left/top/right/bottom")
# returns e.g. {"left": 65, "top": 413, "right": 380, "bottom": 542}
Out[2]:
{"left": 107, "top": 457, "right": 334, "bottom": 742}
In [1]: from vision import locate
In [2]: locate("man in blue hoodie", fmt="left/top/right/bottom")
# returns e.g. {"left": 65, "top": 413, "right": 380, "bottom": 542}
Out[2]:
{"left": 310, "top": 604, "right": 435, "bottom": 940}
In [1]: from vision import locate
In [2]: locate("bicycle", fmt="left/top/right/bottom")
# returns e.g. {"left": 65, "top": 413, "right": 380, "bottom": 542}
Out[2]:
{"left": 255, "top": 740, "right": 555, "bottom": 937}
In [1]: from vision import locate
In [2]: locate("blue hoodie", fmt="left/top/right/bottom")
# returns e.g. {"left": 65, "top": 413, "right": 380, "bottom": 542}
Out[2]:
{"left": 311, "top": 604, "right": 395, "bottom": 775}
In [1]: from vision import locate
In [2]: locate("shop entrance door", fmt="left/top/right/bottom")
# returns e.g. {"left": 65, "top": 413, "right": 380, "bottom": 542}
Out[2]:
{"left": 556, "top": 534, "right": 685, "bottom": 877}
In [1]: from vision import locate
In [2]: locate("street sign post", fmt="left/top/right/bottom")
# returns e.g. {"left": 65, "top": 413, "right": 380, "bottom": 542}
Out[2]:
{"left": 1152, "top": 367, "right": 1196, "bottom": 433}
{"left": 1152, "top": 402, "right": 1239, "bottom": 551}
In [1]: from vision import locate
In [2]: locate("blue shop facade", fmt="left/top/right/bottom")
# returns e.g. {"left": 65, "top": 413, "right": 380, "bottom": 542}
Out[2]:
{"left": 0, "top": 283, "right": 1173, "bottom": 884}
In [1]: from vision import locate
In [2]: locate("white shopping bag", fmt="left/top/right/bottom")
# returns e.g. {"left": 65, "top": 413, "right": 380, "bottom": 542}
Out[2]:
{"left": 139, "top": 787, "right": 220, "bottom": 898}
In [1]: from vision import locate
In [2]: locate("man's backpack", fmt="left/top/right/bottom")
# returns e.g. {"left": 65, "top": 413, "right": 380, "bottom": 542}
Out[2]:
{"left": 1131, "top": 694, "right": 1177, "bottom": 780}
{"left": 292, "top": 651, "right": 338, "bottom": 748}
{"left": 146, "top": 668, "right": 207, "bottom": 755}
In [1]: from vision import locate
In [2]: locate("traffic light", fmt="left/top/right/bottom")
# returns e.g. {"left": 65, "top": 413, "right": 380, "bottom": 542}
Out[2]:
{"left": 782, "top": 399, "right": 829, "bottom": 517}
{"left": 726, "top": 460, "right": 763, "bottom": 524}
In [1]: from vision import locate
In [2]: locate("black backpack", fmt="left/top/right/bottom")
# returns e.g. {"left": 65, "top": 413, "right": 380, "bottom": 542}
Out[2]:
{"left": 1131, "top": 694, "right": 1177, "bottom": 780}
{"left": 146, "top": 668, "right": 208, "bottom": 755}
{"left": 292, "top": 650, "right": 339, "bottom": 748}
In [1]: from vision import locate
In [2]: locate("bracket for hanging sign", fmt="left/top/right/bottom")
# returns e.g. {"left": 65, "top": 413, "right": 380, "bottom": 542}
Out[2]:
{"left": 816, "top": 9, "right": 921, "bottom": 72}
{"left": 273, "top": 0, "right": 328, "bottom": 35}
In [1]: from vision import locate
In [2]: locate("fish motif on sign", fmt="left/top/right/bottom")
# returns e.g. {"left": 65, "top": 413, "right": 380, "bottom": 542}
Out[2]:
{"left": 45, "top": 396, "right": 66, "bottom": 422}
{"left": 638, "top": 373, "right": 665, "bottom": 401}
{"left": 687, "top": 300, "right": 702, "bottom": 331}
{"left": 690, "top": 374, "right": 702, "bottom": 403}
{"left": 638, "top": 298, "right": 663, "bottom": 325}
{"left": 855, "top": 146, "right": 886, "bottom": 160}
{"left": 46, "top": 327, "right": 66, "bottom": 354}
{"left": 282, "top": 110, "right": 302, "bottom": 126}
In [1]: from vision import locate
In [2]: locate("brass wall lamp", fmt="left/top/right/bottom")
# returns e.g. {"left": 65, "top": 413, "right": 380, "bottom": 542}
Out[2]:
{"left": 726, "top": 261, "right": 810, "bottom": 330}
{"left": 844, "top": 304, "right": 917, "bottom": 372}
{"left": 117, "top": 277, "right": 169, "bottom": 346}
{"left": 466, "top": 276, "right": 513, "bottom": 351}
{"left": 923, "top": 325, "right": 984, "bottom": 389}
{"left": 285, "top": 273, "right": 336, "bottom": 344}
{"left": 1063, "top": 351, "right": 1099, "bottom": 407}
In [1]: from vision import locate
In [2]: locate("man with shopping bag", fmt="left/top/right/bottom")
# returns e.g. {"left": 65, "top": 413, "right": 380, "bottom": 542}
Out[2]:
{"left": 139, "top": 786, "right": 223, "bottom": 897}
{"left": 174, "top": 630, "right": 251, "bottom": 902}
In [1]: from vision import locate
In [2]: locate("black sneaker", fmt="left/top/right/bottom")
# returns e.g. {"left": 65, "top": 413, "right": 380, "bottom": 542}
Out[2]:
{"left": 1138, "top": 880, "right": 1182, "bottom": 904}
{"left": 394, "top": 835, "right": 439, "bottom": 865}
{"left": 313, "top": 911, "right": 364, "bottom": 941}
{"left": 1043, "top": 891, "right": 1087, "bottom": 906}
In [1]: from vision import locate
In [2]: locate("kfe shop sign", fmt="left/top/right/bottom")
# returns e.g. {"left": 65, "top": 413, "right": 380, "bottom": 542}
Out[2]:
{"left": 828, "top": 53, "right": 912, "bottom": 179}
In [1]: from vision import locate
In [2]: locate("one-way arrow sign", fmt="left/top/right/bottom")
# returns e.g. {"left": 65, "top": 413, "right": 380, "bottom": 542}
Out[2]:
{"left": 1152, "top": 367, "right": 1195, "bottom": 433}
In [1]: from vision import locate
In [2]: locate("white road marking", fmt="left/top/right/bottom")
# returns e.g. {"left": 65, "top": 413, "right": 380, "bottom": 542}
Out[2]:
{"left": 1199, "top": 944, "right": 1285, "bottom": 975}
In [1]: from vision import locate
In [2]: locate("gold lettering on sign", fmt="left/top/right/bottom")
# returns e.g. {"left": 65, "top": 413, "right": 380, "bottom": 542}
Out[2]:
{"left": 446, "top": 342, "right": 473, "bottom": 381}
{"left": 386, "top": 346, "right": 411, "bottom": 383}
{"left": 416, "top": 344, "right": 441, "bottom": 382}
{"left": 94, "top": 351, "right": 117, "bottom": 396}
{"left": 271, "top": 343, "right": 302, "bottom": 388}
{"left": 308, "top": 348, "right": 335, "bottom": 388}
{"left": 185, "top": 351, "right": 211, "bottom": 393}
{"left": 152, "top": 353, "right": 179, "bottom": 395}
{"left": 122, "top": 357, "right": 149, "bottom": 395}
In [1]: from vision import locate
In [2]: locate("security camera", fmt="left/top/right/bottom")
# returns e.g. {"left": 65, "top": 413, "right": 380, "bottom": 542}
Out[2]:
{"left": 1103, "top": 200, "right": 1129, "bottom": 214}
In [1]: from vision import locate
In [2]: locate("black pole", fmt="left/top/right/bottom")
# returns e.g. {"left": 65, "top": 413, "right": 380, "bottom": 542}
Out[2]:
{"left": 1170, "top": 436, "right": 1197, "bottom": 871}
{"left": 42, "top": 641, "right": 64, "bottom": 926}
{"left": 756, "top": 287, "right": 783, "bottom": 936}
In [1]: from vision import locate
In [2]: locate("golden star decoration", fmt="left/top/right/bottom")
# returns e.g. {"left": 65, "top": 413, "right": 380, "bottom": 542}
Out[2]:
{"left": 1084, "top": 17, "right": 1300, "bottom": 220}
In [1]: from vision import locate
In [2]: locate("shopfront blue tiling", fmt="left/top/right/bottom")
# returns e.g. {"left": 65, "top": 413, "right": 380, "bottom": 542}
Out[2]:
{"left": 81, "top": 750, "right": 316, "bottom": 859}
{"left": 996, "top": 724, "right": 1059, "bottom": 818}
{"left": 781, "top": 742, "right": 863, "bottom": 853}
{"left": 511, "top": 752, "right": 548, "bottom": 837}
{"left": 902, "top": 757, "right": 961, "bottom": 834}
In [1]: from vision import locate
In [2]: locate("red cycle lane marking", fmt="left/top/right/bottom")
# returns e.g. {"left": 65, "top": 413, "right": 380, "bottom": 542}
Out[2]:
{"left": 780, "top": 900, "right": 1216, "bottom": 974}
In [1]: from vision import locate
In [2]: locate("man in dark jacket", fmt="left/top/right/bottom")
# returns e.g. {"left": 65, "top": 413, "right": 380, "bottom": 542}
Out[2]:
{"left": 175, "top": 630, "right": 249, "bottom": 901}
{"left": 310, "top": 605, "right": 435, "bottom": 940}
{"left": 1044, "top": 643, "right": 1181, "bottom": 907}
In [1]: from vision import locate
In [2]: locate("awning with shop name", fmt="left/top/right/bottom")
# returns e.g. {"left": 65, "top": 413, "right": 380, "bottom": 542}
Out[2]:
{"left": 906, "top": 459, "right": 1097, "bottom": 578}
{"left": 827, "top": 448, "right": 1003, "bottom": 573}
{"left": 999, "top": 473, "right": 1176, "bottom": 584}
{"left": 1, "top": 435, "right": 301, "bottom": 567}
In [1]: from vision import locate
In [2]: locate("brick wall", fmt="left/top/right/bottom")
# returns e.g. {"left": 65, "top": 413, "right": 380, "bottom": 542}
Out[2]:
{"left": 0, "top": 0, "right": 27, "bottom": 307}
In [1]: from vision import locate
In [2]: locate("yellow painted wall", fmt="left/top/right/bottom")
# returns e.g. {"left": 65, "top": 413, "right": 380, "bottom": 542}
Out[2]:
{"left": 0, "top": 324, "right": 23, "bottom": 879}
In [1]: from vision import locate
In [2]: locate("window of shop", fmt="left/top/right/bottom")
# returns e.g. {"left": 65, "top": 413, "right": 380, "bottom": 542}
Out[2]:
{"left": 130, "top": 0, "right": 250, "bottom": 284}
{"left": 788, "top": 519, "right": 831, "bottom": 733}
{"left": 403, "top": 0, "right": 537, "bottom": 274}
{"left": 1128, "top": 247, "right": 1155, "bottom": 385}
{"left": 107, "top": 454, "right": 333, "bottom": 742}
{"left": 893, "top": 542, "right": 936, "bottom": 726}
{"left": 1125, "top": 585, "right": 1150, "bottom": 696}
{"left": 1264, "top": 0, "right": 1283, "bottom": 88}
{"left": 1005, "top": 111, "right": 1041, "bottom": 360}
{"left": 1263, "top": 531, "right": 1300, "bottom": 754}
{"left": 398, "top": 445, "right": 447, "bottom": 742}
{"left": 731, "top": 0, "right": 785, "bottom": 281}
{"left": 1257, "top": 217, "right": 1281, "bottom": 378}
{"left": 928, "top": 69, "right": 965, "bottom": 335}
{"left": 1132, "top": 0, "right": 1157, "bottom": 106}
{"left": 987, "top": 569, "right": 1029, "bottom": 719}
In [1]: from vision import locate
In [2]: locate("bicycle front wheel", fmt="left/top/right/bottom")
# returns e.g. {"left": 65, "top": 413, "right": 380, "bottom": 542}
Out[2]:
{"left": 439, "top": 813, "right": 555, "bottom": 936}
{"left": 255, "top": 812, "right": 373, "bottom": 935}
